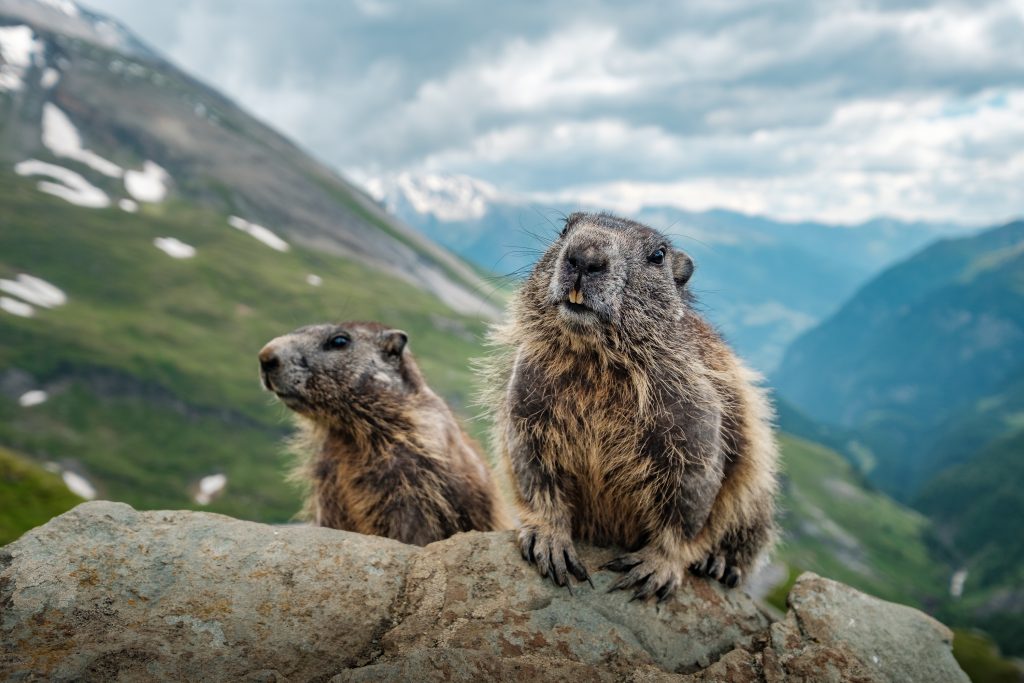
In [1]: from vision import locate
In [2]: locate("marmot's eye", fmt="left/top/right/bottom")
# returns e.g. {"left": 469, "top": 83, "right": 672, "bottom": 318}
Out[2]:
{"left": 648, "top": 248, "right": 666, "bottom": 265}
{"left": 327, "top": 334, "right": 349, "bottom": 349}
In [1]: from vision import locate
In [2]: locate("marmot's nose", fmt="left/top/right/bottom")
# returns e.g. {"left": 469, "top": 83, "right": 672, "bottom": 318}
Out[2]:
{"left": 566, "top": 245, "right": 609, "bottom": 275}
{"left": 258, "top": 344, "right": 280, "bottom": 373}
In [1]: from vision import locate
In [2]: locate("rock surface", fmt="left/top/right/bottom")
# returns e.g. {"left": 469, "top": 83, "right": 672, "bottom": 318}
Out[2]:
{"left": 0, "top": 502, "right": 968, "bottom": 682}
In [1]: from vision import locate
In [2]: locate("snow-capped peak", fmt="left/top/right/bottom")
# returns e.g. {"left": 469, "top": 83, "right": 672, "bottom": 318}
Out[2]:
{"left": 0, "top": 0, "right": 156, "bottom": 60}
{"left": 359, "top": 171, "right": 502, "bottom": 222}
{"left": 35, "top": 0, "right": 78, "bottom": 17}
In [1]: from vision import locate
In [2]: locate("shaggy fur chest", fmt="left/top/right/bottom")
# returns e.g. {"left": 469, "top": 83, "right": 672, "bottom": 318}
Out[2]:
{"left": 510, "top": 350, "right": 666, "bottom": 546}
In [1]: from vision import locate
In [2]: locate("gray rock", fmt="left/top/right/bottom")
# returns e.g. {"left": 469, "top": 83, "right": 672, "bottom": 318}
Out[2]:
{"left": 0, "top": 502, "right": 969, "bottom": 682}
{"left": 764, "top": 573, "right": 969, "bottom": 683}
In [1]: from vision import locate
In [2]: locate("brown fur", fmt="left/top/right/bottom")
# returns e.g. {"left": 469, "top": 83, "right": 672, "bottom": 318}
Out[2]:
{"left": 481, "top": 212, "right": 778, "bottom": 599}
{"left": 260, "top": 321, "right": 510, "bottom": 546}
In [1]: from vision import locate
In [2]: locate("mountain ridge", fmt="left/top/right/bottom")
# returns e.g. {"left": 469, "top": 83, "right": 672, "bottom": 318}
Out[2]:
{"left": 1, "top": 1, "right": 500, "bottom": 319}
{"left": 361, "top": 170, "right": 973, "bottom": 370}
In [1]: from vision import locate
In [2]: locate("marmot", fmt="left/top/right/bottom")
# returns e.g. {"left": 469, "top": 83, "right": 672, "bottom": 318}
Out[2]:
{"left": 259, "top": 320, "right": 509, "bottom": 545}
{"left": 483, "top": 212, "right": 778, "bottom": 600}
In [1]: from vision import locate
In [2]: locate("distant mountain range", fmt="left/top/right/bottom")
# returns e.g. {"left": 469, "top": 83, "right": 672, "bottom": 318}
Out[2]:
{"left": 775, "top": 220, "right": 1024, "bottom": 498}
{"left": 361, "top": 171, "right": 971, "bottom": 370}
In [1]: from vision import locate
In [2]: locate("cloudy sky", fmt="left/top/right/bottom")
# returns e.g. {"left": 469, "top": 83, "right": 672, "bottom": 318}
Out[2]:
{"left": 85, "top": 0, "right": 1024, "bottom": 224}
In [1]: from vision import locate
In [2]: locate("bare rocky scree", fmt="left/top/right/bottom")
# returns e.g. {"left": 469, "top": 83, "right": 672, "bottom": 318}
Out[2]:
{"left": 0, "top": 502, "right": 968, "bottom": 682}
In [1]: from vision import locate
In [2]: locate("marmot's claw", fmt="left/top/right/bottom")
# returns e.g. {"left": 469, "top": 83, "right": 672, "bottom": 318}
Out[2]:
{"left": 691, "top": 552, "right": 744, "bottom": 589}
{"left": 550, "top": 543, "right": 569, "bottom": 587}
{"left": 707, "top": 554, "right": 726, "bottom": 580}
{"left": 604, "top": 550, "right": 683, "bottom": 602}
{"left": 519, "top": 529, "right": 537, "bottom": 564}
{"left": 630, "top": 573, "right": 661, "bottom": 601}
{"left": 601, "top": 556, "right": 642, "bottom": 572}
{"left": 722, "top": 565, "right": 742, "bottom": 589}
{"left": 518, "top": 525, "right": 589, "bottom": 591}
{"left": 611, "top": 569, "right": 653, "bottom": 594}
{"left": 564, "top": 549, "right": 593, "bottom": 588}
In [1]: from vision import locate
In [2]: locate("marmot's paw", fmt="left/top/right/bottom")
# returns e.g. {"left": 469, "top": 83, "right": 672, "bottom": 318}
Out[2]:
{"left": 518, "top": 525, "right": 593, "bottom": 591}
{"left": 602, "top": 548, "right": 683, "bottom": 602}
{"left": 690, "top": 554, "right": 743, "bottom": 588}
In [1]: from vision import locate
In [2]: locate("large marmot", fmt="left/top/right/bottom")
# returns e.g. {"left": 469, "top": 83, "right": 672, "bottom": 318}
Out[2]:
{"left": 260, "top": 321, "right": 509, "bottom": 545}
{"left": 483, "top": 212, "right": 778, "bottom": 600}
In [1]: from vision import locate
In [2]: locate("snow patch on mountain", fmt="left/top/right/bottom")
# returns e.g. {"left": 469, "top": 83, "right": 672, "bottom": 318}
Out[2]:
{"left": 118, "top": 198, "right": 138, "bottom": 212}
{"left": 0, "top": 0, "right": 153, "bottom": 60}
{"left": 360, "top": 171, "right": 502, "bottom": 222}
{"left": 125, "top": 161, "right": 169, "bottom": 203}
{"left": 0, "top": 297, "right": 34, "bottom": 317}
{"left": 0, "top": 273, "right": 67, "bottom": 308}
{"left": 40, "top": 66, "right": 59, "bottom": 88}
{"left": 62, "top": 470, "right": 96, "bottom": 499}
{"left": 153, "top": 237, "right": 196, "bottom": 259}
{"left": 42, "top": 103, "right": 123, "bottom": 178}
{"left": 228, "top": 216, "right": 290, "bottom": 252}
{"left": 15, "top": 158, "right": 110, "bottom": 207}
{"left": 194, "top": 473, "right": 227, "bottom": 505}
{"left": 0, "top": 25, "right": 43, "bottom": 92}
{"left": 18, "top": 389, "right": 48, "bottom": 407}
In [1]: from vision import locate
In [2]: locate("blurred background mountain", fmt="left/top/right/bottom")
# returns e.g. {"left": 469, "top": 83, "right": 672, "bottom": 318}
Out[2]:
{"left": 1, "top": 1, "right": 1021, "bottom": 677}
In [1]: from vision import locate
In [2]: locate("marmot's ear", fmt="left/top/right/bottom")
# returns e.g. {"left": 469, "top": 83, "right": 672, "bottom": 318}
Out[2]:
{"left": 672, "top": 249, "right": 694, "bottom": 289}
{"left": 382, "top": 329, "right": 408, "bottom": 358}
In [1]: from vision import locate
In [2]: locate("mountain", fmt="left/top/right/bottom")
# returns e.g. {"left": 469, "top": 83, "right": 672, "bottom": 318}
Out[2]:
{"left": 774, "top": 220, "right": 1024, "bottom": 499}
{"left": 362, "top": 171, "right": 969, "bottom": 370}
{"left": 774, "top": 219, "right": 1024, "bottom": 657}
{"left": 0, "top": 1, "right": 497, "bottom": 319}
{"left": 0, "top": 0, "right": 497, "bottom": 523}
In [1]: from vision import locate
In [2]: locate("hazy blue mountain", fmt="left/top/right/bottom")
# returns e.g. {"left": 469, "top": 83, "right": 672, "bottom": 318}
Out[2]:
{"left": 364, "top": 171, "right": 969, "bottom": 370}
{"left": 774, "top": 220, "right": 1024, "bottom": 499}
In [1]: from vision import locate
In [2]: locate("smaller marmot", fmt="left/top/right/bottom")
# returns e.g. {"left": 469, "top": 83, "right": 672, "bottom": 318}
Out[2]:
{"left": 484, "top": 212, "right": 779, "bottom": 600}
{"left": 259, "top": 320, "right": 509, "bottom": 545}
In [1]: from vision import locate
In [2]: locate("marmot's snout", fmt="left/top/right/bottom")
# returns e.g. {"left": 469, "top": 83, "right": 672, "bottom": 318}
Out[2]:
{"left": 551, "top": 229, "right": 621, "bottom": 323}
{"left": 258, "top": 336, "right": 308, "bottom": 400}
{"left": 258, "top": 343, "right": 281, "bottom": 374}
{"left": 565, "top": 242, "right": 610, "bottom": 278}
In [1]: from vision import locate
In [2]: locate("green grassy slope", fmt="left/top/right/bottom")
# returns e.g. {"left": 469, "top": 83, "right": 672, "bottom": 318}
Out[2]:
{"left": 918, "top": 429, "right": 1024, "bottom": 656}
{"left": 0, "top": 171, "right": 489, "bottom": 523}
{"left": 952, "top": 629, "right": 1023, "bottom": 683}
{"left": 774, "top": 434, "right": 947, "bottom": 607}
{"left": 775, "top": 221, "right": 1024, "bottom": 501}
{"left": 0, "top": 446, "right": 82, "bottom": 546}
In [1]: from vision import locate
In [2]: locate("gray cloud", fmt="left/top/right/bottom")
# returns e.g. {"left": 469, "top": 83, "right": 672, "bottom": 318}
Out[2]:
{"left": 83, "top": 0, "right": 1024, "bottom": 223}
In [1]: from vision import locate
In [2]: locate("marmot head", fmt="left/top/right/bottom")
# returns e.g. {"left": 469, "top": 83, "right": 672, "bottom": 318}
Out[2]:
{"left": 523, "top": 212, "right": 694, "bottom": 338}
{"left": 258, "top": 321, "right": 418, "bottom": 424}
